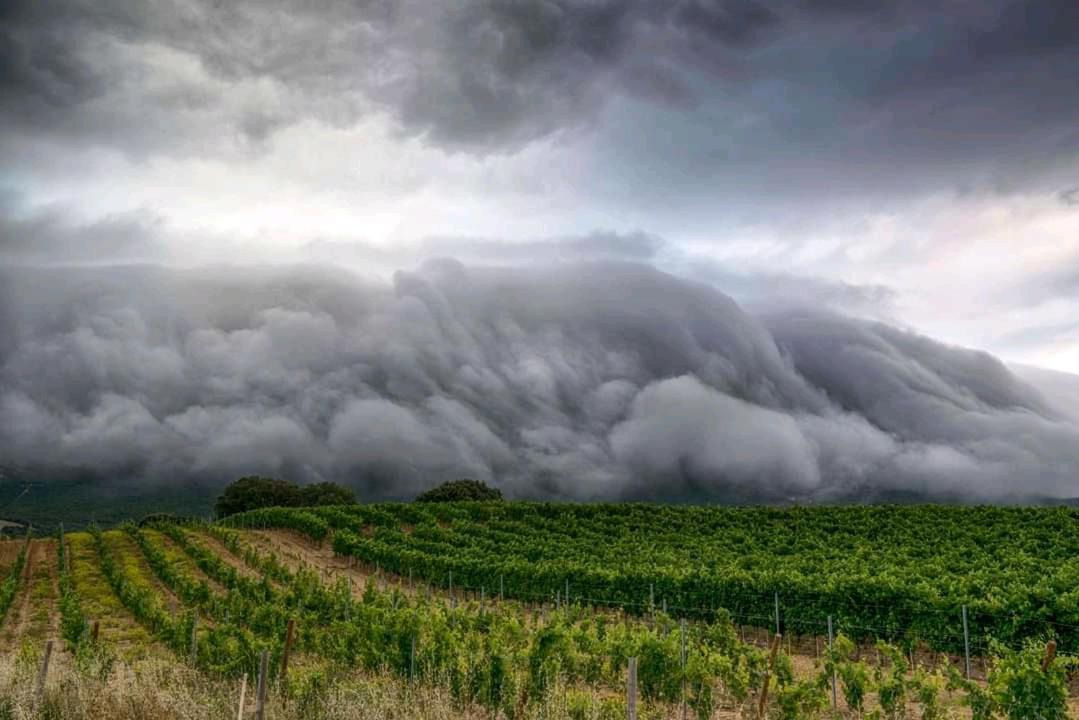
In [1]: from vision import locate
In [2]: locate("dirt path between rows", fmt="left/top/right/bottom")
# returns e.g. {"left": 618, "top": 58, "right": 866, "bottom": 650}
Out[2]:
{"left": 0, "top": 540, "right": 63, "bottom": 658}
{"left": 32, "top": 539, "right": 61, "bottom": 644}
{"left": 189, "top": 530, "right": 267, "bottom": 584}
{"left": 1, "top": 539, "right": 38, "bottom": 647}
{"left": 0, "top": 540, "right": 22, "bottom": 573}
{"left": 246, "top": 529, "right": 393, "bottom": 600}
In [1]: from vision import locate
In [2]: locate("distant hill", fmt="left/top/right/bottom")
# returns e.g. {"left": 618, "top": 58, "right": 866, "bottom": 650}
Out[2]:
{"left": 0, "top": 466, "right": 217, "bottom": 530}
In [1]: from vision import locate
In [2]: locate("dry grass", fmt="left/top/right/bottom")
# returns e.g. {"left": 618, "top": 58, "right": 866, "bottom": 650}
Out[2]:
{"left": 0, "top": 650, "right": 706, "bottom": 720}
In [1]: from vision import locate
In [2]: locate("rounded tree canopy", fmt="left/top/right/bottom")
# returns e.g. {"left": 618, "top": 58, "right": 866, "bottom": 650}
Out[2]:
{"left": 215, "top": 476, "right": 355, "bottom": 518}
{"left": 415, "top": 478, "right": 503, "bottom": 503}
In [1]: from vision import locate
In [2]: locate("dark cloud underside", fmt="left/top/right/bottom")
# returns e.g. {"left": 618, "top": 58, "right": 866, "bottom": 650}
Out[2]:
{"left": 2, "top": 262, "right": 1076, "bottom": 501}
{"left": 1, "top": 0, "right": 1075, "bottom": 175}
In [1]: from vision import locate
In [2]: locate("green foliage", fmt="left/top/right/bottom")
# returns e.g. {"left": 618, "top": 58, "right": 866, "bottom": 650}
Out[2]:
{"left": 827, "top": 634, "right": 871, "bottom": 713}
{"left": 771, "top": 675, "right": 829, "bottom": 720}
{"left": 872, "top": 641, "right": 912, "bottom": 720}
{"left": 168, "top": 525, "right": 769, "bottom": 714}
{"left": 986, "top": 639, "right": 1073, "bottom": 720}
{"left": 0, "top": 530, "right": 29, "bottom": 626}
{"left": 943, "top": 639, "right": 1075, "bottom": 720}
{"left": 243, "top": 502, "right": 1079, "bottom": 657}
{"left": 222, "top": 506, "right": 329, "bottom": 540}
{"left": 214, "top": 476, "right": 354, "bottom": 518}
{"left": 91, "top": 524, "right": 272, "bottom": 678}
{"left": 299, "top": 481, "right": 355, "bottom": 507}
{"left": 57, "top": 528, "right": 89, "bottom": 649}
{"left": 215, "top": 476, "right": 302, "bottom": 517}
{"left": 415, "top": 479, "right": 503, "bottom": 503}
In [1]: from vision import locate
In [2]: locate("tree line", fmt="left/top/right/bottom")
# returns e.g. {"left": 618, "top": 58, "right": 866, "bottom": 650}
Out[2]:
{"left": 215, "top": 476, "right": 502, "bottom": 517}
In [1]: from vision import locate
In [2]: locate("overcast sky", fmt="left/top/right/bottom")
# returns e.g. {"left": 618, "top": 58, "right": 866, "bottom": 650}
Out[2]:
{"left": 2, "top": 0, "right": 1079, "bottom": 500}
{"left": 3, "top": 0, "right": 1077, "bottom": 369}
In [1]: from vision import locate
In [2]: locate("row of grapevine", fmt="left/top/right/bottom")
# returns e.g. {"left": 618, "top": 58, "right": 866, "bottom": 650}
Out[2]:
{"left": 90, "top": 525, "right": 276, "bottom": 678}
{"left": 56, "top": 526, "right": 89, "bottom": 650}
{"left": 0, "top": 529, "right": 30, "bottom": 626}
{"left": 229, "top": 503, "right": 1079, "bottom": 655}
{"left": 205, "top": 522, "right": 1079, "bottom": 719}
{"left": 42, "top": 520, "right": 1077, "bottom": 719}
{"left": 166, "top": 523, "right": 781, "bottom": 716}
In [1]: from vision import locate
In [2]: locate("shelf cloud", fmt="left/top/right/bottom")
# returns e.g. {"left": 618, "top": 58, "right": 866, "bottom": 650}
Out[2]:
{"left": 2, "top": 261, "right": 1076, "bottom": 502}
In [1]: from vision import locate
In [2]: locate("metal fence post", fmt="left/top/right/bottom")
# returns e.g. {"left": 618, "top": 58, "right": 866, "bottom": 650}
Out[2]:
{"left": 962, "top": 605, "right": 971, "bottom": 679}
{"left": 680, "top": 619, "right": 687, "bottom": 720}
{"left": 827, "top": 615, "right": 837, "bottom": 709}
{"left": 254, "top": 650, "right": 269, "bottom": 720}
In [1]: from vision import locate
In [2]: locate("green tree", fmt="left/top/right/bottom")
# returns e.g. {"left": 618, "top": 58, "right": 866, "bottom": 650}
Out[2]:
{"left": 214, "top": 476, "right": 301, "bottom": 518}
{"left": 415, "top": 479, "right": 503, "bottom": 503}
{"left": 299, "top": 481, "right": 356, "bottom": 507}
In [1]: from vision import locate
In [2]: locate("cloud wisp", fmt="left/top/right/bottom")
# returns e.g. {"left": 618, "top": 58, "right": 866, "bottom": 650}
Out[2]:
{"left": 2, "top": 261, "right": 1076, "bottom": 502}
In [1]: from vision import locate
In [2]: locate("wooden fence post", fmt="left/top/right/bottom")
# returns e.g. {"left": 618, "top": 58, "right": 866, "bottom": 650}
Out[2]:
{"left": 254, "top": 650, "right": 269, "bottom": 720}
{"left": 190, "top": 613, "right": 199, "bottom": 666}
{"left": 280, "top": 618, "right": 296, "bottom": 686}
{"left": 1042, "top": 640, "right": 1057, "bottom": 671}
{"left": 236, "top": 672, "right": 248, "bottom": 720}
{"left": 34, "top": 639, "right": 54, "bottom": 709}
{"left": 757, "top": 634, "right": 781, "bottom": 718}
{"left": 91, "top": 620, "right": 100, "bottom": 642}
{"left": 627, "top": 656, "right": 638, "bottom": 720}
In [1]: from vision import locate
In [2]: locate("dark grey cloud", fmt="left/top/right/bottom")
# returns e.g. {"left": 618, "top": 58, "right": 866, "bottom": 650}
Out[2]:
{"left": 2, "top": 260, "right": 1077, "bottom": 502}
{"left": 1, "top": 0, "right": 1075, "bottom": 190}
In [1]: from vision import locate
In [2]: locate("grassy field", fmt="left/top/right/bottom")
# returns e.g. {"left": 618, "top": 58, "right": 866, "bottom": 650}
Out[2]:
{"left": 0, "top": 504, "right": 1077, "bottom": 718}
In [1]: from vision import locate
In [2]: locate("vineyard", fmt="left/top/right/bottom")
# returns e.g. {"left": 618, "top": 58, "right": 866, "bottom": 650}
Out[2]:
{"left": 0, "top": 504, "right": 1076, "bottom": 718}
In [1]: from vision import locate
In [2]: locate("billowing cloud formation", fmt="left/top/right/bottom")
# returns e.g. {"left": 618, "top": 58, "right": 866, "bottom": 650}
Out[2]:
{"left": 2, "top": 261, "right": 1077, "bottom": 501}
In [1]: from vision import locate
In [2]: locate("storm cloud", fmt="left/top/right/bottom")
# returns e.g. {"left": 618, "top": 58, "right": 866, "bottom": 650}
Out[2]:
{"left": 2, "top": 261, "right": 1077, "bottom": 502}
{"left": 2, "top": 0, "right": 1076, "bottom": 178}
{"left": 1, "top": 0, "right": 1078, "bottom": 504}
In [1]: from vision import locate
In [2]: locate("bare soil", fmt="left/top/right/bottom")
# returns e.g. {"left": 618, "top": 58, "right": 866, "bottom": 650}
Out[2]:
{"left": 0, "top": 539, "right": 22, "bottom": 573}
{"left": 189, "top": 529, "right": 267, "bottom": 584}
